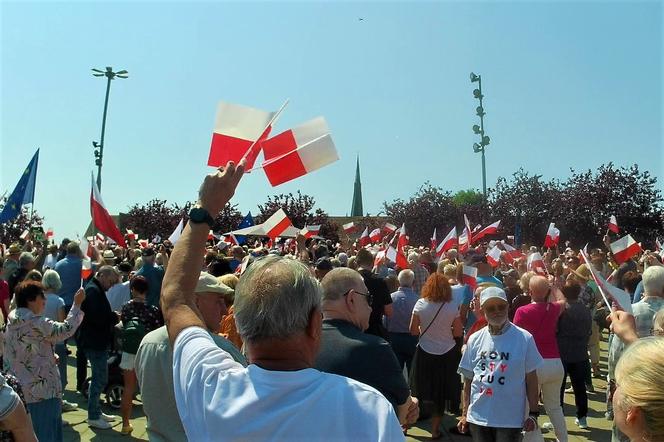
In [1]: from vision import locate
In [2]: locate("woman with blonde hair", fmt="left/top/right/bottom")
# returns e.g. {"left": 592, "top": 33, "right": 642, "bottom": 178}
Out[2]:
{"left": 613, "top": 336, "right": 664, "bottom": 441}
{"left": 409, "top": 273, "right": 463, "bottom": 439}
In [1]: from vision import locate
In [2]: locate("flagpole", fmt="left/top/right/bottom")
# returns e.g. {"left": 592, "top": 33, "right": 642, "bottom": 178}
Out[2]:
{"left": 240, "top": 98, "right": 290, "bottom": 164}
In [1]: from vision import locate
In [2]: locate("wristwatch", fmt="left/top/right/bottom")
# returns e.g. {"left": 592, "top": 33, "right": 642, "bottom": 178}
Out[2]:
{"left": 188, "top": 207, "right": 215, "bottom": 228}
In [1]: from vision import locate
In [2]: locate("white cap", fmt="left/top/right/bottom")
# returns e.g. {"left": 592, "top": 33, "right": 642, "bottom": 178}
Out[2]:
{"left": 480, "top": 286, "right": 508, "bottom": 307}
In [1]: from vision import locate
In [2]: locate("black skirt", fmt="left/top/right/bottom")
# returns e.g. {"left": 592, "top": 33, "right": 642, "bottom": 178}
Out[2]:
{"left": 409, "top": 342, "right": 461, "bottom": 415}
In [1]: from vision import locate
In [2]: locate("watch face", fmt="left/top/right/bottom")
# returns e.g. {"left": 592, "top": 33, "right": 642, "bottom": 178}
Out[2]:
{"left": 190, "top": 208, "right": 207, "bottom": 223}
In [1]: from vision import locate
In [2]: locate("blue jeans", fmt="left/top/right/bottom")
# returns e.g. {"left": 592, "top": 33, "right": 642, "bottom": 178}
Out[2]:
{"left": 86, "top": 349, "right": 108, "bottom": 420}
{"left": 54, "top": 343, "right": 68, "bottom": 390}
{"left": 26, "top": 398, "right": 62, "bottom": 442}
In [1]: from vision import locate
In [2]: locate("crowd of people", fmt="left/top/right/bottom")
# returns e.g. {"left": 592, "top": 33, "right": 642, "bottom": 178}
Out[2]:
{"left": 0, "top": 159, "right": 662, "bottom": 441}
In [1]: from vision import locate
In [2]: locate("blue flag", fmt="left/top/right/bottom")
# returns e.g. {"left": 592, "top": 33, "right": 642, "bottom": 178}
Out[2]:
{"left": 0, "top": 149, "right": 39, "bottom": 224}
{"left": 235, "top": 212, "right": 254, "bottom": 245}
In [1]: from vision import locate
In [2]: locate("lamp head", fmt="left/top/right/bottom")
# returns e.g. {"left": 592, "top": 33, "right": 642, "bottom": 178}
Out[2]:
{"left": 472, "top": 124, "right": 482, "bottom": 134}
{"left": 470, "top": 72, "right": 480, "bottom": 82}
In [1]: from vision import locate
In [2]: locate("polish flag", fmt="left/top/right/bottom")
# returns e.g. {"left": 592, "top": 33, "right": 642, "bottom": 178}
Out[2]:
{"left": 263, "top": 209, "right": 292, "bottom": 240}
{"left": 472, "top": 224, "right": 482, "bottom": 234}
{"left": 396, "top": 224, "right": 408, "bottom": 249}
{"left": 543, "top": 223, "right": 560, "bottom": 248}
{"left": 222, "top": 233, "right": 239, "bottom": 246}
{"left": 208, "top": 101, "right": 275, "bottom": 169}
{"left": 373, "top": 249, "right": 386, "bottom": 268}
{"left": 208, "top": 230, "right": 218, "bottom": 241}
{"left": 608, "top": 215, "right": 619, "bottom": 234}
{"left": 458, "top": 228, "right": 470, "bottom": 254}
{"left": 81, "top": 259, "right": 94, "bottom": 280}
{"left": 431, "top": 228, "right": 437, "bottom": 251}
{"left": 383, "top": 223, "right": 398, "bottom": 234}
{"left": 300, "top": 225, "right": 321, "bottom": 239}
{"left": 95, "top": 233, "right": 105, "bottom": 244}
{"left": 343, "top": 222, "right": 357, "bottom": 234}
{"left": 395, "top": 224, "right": 409, "bottom": 269}
{"left": 359, "top": 227, "right": 370, "bottom": 247}
{"left": 436, "top": 227, "right": 458, "bottom": 258}
{"left": 486, "top": 246, "right": 503, "bottom": 267}
{"left": 126, "top": 229, "right": 137, "bottom": 240}
{"left": 527, "top": 252, "right": 547, "bottom": 275}
{"left": 464, "top": 214, "right": 473, "bottom": 245}
{"left": 500, "top": 241, "right": 524, "bottom": 264}
{"left": 580, "top": 248, "right": 632, "bottom": 313}
{"left": 261, "top": 117, "right": 338, "bottom": 186}
{"left": 168, "top": 218, "right": 184, "bottom": 246}
{"left": 369, "top": 228, "right": 382, "bottom": 243}
{"left": 462, "top": 265, "right": 478, "bottom": 289}
{"left": 90, "top": 173, "right": 126, "bottom": 248}
{"left": 610, "top": 234, "right": 642, "bottom": 264}
{"left": 138, "top": 239, "right": 149, "bottom": 249}
{"left": 472, "top": 220, "right": 501, "bottom": 244}
{"left": 46, "top": 228, "right": 54, "bottom": 240}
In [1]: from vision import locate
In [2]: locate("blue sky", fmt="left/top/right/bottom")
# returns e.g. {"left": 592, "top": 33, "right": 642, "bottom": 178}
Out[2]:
{"left": 1, "top": 1, "right": 662, "bottom": 241}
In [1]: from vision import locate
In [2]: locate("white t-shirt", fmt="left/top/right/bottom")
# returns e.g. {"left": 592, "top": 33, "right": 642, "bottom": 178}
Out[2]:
{"left": 412, "top": 299, "right": 459, "bottom": 355}
{"left": 173, "top": 327, "right": 404, "bottom": 442}
{"left": 458, "top": 324, "right": 543, "bottom": 428}
{"left": 106, "top": 281, "right": 130, "bottom": 312}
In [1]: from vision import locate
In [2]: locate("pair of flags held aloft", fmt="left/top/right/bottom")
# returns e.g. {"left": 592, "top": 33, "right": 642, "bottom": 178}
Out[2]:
{"left": 207, "top": 101, "right": 339, "bottom": 186}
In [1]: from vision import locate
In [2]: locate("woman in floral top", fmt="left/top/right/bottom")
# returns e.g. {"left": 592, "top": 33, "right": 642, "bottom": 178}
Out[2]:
{"left": 118, "top": 276, "right": 163, "bottom": 435}
{"left": 3, "top": 281, "right": 85, "bottom": 442}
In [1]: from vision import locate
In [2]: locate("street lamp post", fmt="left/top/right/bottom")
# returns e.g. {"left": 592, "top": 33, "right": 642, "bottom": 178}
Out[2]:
{"left": 91, "top": 66, "right": 128, "bottom": 191}
{"left": 470, "top": 72, "right": 490, "bottom": 198}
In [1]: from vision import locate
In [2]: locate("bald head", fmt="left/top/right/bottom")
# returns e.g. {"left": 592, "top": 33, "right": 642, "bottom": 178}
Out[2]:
{"left": 529, "top": 275, "right": 550, "bottom": 301}
{"left": 321, "top": 268, "right": 365, "bottom": 301}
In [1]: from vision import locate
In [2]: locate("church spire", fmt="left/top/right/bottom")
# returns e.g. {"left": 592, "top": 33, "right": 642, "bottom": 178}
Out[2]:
{"left": 350, "top": 155, "right": 363, "bottom": 217}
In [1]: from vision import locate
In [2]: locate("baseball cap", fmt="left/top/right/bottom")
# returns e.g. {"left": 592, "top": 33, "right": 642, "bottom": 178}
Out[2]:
{"left": 194, "top": 272, "right": 234, "bottom": 297}
{"left": 480, "top": 286, "right": 508, "bottom": 307}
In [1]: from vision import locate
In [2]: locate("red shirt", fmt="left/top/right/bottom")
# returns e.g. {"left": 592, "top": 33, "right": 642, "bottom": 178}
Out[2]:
{"left": 513, "top": 302, "right": 561, "bottom": 358}
{"left": 0, "top": 279, "right": 9, "bottom": 320}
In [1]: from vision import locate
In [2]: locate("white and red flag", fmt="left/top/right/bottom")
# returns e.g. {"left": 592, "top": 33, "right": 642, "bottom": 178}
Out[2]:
{"left": 608, "top": 215, "right": 619, "bottom": 234}
{"left": 261, "top": 117, "right": 338, "bottom": 186}
{"left": 90, "top": 173, "right": 126, "bottom": 248}
{"left": 207, "top": 230, "right": 218, "bottom": 241}
{"left": 126, "top": 229, "right": 137, "bottom": 241}
{"left": 46, "top": 228, "right": 54, "bottom": 241}
{"left": 609, "top": 234, "right": 642, "bottom": 264}
{"left": 472, "top": 220, "right": 501, "bottom": 244}
{"left": 527, "top": 252, "right": 547, "bottom": 275}
{"left": 81, "top": 259, "right": 94, "bottom": 281}
{"left": 435, "top": 227, "right": 458, "bottom": 258}
{"left": 137, "top": 239, "right": 149, "bottom": 249}
{"left": 383, "top": 223, "right": 398, "bottom": 234}
{"left": 300, "top": 225, "right": 321, "bottom": 239}
{"left": 394, "top": 224, "right": 409, "bottom": 269}
{"left": 208, "top": 101, "right": 275, "bottom": 169}
{"left": 462, "top": 265, "right": 478, "bottom": 290}
{"left": 168, "top": 218, "right": 184, "bottom": 246}
{"left": 500, "top": 241, "right": 524, "bottom": 264}
{"left": 580, "top": 248, "right": 633, "bottom": 313}
{"left": 486, "top": 246, "right": 502, "bottom": 267}
{"left": 369, "top": 228, "right": 382, "bottom": 243}
{"left": 458, "top": 228, "right": 470, "bottom": 254}
{"left": 430, "top": 228, "right": 437, "bottom": 251}
{"left": 343, "top": 222, "right": 357, "bottom": 234}
{"left": 358, "top": 227, "right": 370, "bottom": 247}
{"left": 263, "top": 209, "right": 292, "bottom": 240}
{"left": 19, "top": 230, "right": 30, "bottom": 240}
{"left": 396, "top": 224, "right": 408, "bottom": 249}
{"left": 543, "top": 223, "right": 560, "bottom": 248}
{"left": 222, "top": 233, "right": 239, "bottom": 246}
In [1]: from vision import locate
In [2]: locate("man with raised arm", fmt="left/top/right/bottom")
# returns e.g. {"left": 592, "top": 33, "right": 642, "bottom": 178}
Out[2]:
{"left": 161, "top": 160, "right": 403, "bottom": 441}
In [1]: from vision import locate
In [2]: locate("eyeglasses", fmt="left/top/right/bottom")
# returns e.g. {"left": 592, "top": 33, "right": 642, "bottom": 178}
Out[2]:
{"left": 344, "top": 289, "right": 373, "bottom": 307}
{"left": 483, "top": 303, "right": 507, "bottom": 313}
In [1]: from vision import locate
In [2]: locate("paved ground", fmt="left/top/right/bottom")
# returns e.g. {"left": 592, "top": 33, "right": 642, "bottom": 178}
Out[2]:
{"left": 63, "top": 336, "right": 615, "bottom": 441}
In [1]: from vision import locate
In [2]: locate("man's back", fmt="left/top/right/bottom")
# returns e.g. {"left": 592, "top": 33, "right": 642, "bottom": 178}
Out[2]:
{"left": 55, "top": 255, "right": 82, "bottom": 307}
{"left": 173, "top": 327, "right": 403, "bottom": 441}
{"left": 135, "top": 264, "right": 164, "bottom": 308}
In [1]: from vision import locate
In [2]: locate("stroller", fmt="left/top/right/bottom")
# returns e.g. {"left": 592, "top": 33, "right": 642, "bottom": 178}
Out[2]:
{"left": 81, "top": 324, "right": 126, "bottom": 409}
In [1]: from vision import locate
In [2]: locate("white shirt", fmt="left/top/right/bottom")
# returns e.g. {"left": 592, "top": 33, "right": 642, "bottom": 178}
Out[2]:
{"left": 412, "top": 298, "right": 459, "bottom": 355}
{"left": 173, "top": 327, "right": 403, "bottom": 441}
{"left": 458, "top": 324, "right": 543, "bottom": 428}
{"left": 106, "top": 281, "right": 130, "bottom": 312}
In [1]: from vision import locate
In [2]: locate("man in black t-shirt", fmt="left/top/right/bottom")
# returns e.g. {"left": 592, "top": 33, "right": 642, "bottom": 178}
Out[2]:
{"left": 355, "top": 249, "right": 392, "bottom": 340}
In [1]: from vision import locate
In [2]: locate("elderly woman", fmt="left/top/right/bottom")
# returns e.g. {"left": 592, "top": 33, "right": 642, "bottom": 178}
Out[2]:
{"left": 4, "top": 281, "right": 84, "bottom": 442}
{"left": 409, "top": 274, "right": 463, "bottom": 439}
{"left": 41, "top": 270, "right": 78, "bottom": 412}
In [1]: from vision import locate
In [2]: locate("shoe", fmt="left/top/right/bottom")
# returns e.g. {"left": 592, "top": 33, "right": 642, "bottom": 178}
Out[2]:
{"left": 587, "top": 384, "right": 595, "bottom": 393}
{"left": 541, "top": 422, "right": 554, "bottom": 432}
{"left": 605, "top": 411, "right": 614, "bottom": 421}
{"left": 576, "top": 417, "right": 588, "bottom": 429}
{"left": 121, "top": 424, "right": 134, "bottom": 435}
{"left": 62, "top": 400, "right": 78, "bottom": 412}
{"left": 101, "top": 412, "right": 118, "bottom": 422}
{"left": 88, "top": 418, "right": 113, "bottom": 430}
{"left": 565, "top": 386, "right": 574, "bottom": 393}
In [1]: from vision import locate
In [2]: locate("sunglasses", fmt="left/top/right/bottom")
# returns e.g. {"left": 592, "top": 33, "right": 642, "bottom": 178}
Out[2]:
{"left": 344, "top": 289, "right": 373, "bottom": 307}
{"left": 484, "top": 303, "right": 507, "bottom": 313}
